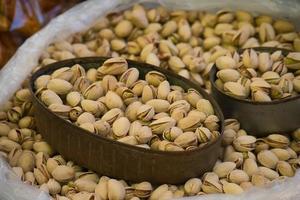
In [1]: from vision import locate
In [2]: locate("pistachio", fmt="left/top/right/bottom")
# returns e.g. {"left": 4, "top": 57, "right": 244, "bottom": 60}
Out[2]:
{"left": 112, "top": 117, "right": 130, "bottom": 138}
{"left": 149, "top": 184, "right": 168, "bottom": 200}
{"left": 213, "top": 162, "right": 236, "bottom": 178}
{"left": 51, "top": 165, "right": 75, "bottom": 183}
{"left": 107, "top": 179, "right": 126, "bottom": 200}
{"left": 223, "top": 82, "right": 247, "bottom": 99}
{"left": 97, "top": 57, "right": 128, "bottom": 78}
{"left": 184, "top": 178, "right": 202, "bottom": 196}
{"left": 217, "top": 69, "right": 240, "bottom": 83}
{"left": 178, "top": 116, "right": 203, "bottom": 132}
{"left": 119, "top": 68, "right": 139, "bottom": 88}
{"left": 195, "top": 127, "right": 212, "bottom": 143}
{"left": 162, "top": 127, "right": 183, "bottom": 141}
{"left": 257, "top": 150, "right": 279, "bottom": 169}
{"left": 47, "top": 79, "right": 73, "bottom": 95}
{"left": 105, "top": 91, "right": 124, "bottom": 110}
{"left": 83, "top": 82, "right": 104, "bottom": 100}
{"left": 35, "top": 75, "right": 51, "bottom": 90}
{"left": 76, "top": 112, "right": 96, "bottom": 125}
{"left": 41, "top": 90, "right": 63, "bottom": 106}
{"left": 47, "top": 179, "right": 61, "bottom": 195}
{"left": 136, "top": 104, "right": 155, "bottom": 122}
{"left": 101, "top": 108, "right": 124, "bottom": 124}
{"left": 17, "top": 150, "right": 35, "bottom": 173}
{"left": 273, "top": 20, "right": 295, "bottom": 33}
{"left": 141, "top": 85, "right": 157, "bottom": 103}
{"left": 196, "top": 99, "right": 214, "bottom": 116}
{"left": 174, "top": 131, "right": 197, "bottom": 148}
{"left": 33, "top": 141, "right": 54, "bottom": 156}
{"left": 257, "top": 167, "right": 279, "bottom": 180}
{"left": 251, "top": 174, "right": 270, "bottom": 187}
{"left": 34, "top": 164, "right": 51, "bottom": 185}
{"left": 222, "top": 182, "right": 244, "bottom": 195}
{"left": 225, "top": 152, "right": 243, "bottom": 167}
{"left": 145, "top": 71, "right": 166, "bottom": 87}
{"left": 149, "top": 117, "right": 176, "bottom": 134}
{"left": 227, "top": 169, "right": 249, "bottom": 184}
{"left": 276, "top": 161, "right": 295, "bottom": 177}
{"left": 243, "top": 158, "right": 258, "bottom": 177}
{"left": 49, "top": 104, "right": 72, "bottom": 119}
{"left": 215, "top": 56, "right": 236, "bottom": 70}
{"left": 74, "top": 179, "right": 97, "bottom": 193}
{"left": 233, "top": 135, "right": 256, "bottom": 152}
{"left": 265, "top": 134, "right": 290, "bottom": 148}
{"left": 133, "top": 181, "right": 152, "bottom": 198}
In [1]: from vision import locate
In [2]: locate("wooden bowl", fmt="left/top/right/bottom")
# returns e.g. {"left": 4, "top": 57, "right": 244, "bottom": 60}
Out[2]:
{"left": 210, "top": 47, "right": 300, "bottom": 137}
{"left": 29, "top": 57, "right": 224, "bottom": 184}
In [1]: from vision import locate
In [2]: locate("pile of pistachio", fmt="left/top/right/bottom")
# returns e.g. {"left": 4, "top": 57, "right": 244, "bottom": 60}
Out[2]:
{"left": 214, "top": 49, "right": 300, "bottom": 101}
{"left": 0, "top": 103, "right": 299, "bottom": 200}
{"left": 37, "top": 4, "right": 300, "bottom": 93}
{"left": 35, "top": 57, "right": 220, "bottom": 151}
{"left": 0, "top": 4, "right": 300, "bottom": 200}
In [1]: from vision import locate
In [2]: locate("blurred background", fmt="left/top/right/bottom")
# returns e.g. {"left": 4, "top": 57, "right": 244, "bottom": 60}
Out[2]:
{"left": 0, "top": 0, "right": 83, "bottom": 68}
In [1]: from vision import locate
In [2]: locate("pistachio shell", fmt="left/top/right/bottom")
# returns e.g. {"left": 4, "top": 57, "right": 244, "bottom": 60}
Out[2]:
{"left": 76, "top": 112, "right": 96, "bottom": 125}
{"left": 47, "top": 79, "right": 73, "bottom": 95}
{"left": 83, "top": 82, "right": 104, "bottom": 100}
{"left": 107, "top": 179, "right": 126, "bottom": 200}
{"left": 257, "top": 150, "right": 279, "bottom": 169}
{"left": 33, "top": 141, "right": 54, "bottom": 156}
{"left": 51, "top": 165, "right": 75, "bottom": 183}
{"left": 35, "top": 75, "right": 51, "bottom": 89}
{"left": 184, "top": 178, "right": 202, "bottom": 196}
{"left": 149, "top": 184, "right": 168, "bottom": 200}
{"left": 74, "top": 179, "right": 97, "bottom": 193}
{"left": 223, "top": 82, "right": 247, "bottom": 99}
{"left": 213, "top": 162, "right": 236, "bottom": 178}
{"left": 112, "top": 117, "right": 130, "bottom": 138}
{"left": 217, "top": 69, "right": 240, "bottom": 82}
{"left": 133, "top": 181, "right": 152, "bottom": 198}
{"left": 257, "top": 167, "right": 279, "bottom": 180}
{"left": 41, "top": 90, "right": 63, "bottom": 106}
{"left": 145, "top": 71, "right": 166, "bottom": 87}
{"left": 47, "top": 178, "right": 61, "bottom": 195}
{"left": 105, "top": 91, "right": 124, "bottom": 110}
{"left": 196, "top": 99, "right": 214, "bottom": 116}
{"left": 233, "top": 135, "right": 256, "bottom": 152}
{"left": 149, "top": 117, "right": 176, "bottom": 134}
{"left": 119, "top": 68, "right": 139, "bottom": 88}
{"left": 215, "top": 56, "right": 236, "bottom": 70}
{"left": 97, "top": 57, "right": 128, "bottom": 78}
{"left": 227, "top": 169, "right": 249, "bottom": 184}
{"left": 17, "top": 150, "right": 35, "bottom": 173}
{"left": 101, "top": 108, "right": 124, "bottom": 124}
{"left": 243, "top": 158, "right": 258, "bottom": 177}
{"left": 265, "top": 134, "right": 290, "bottom": 148}
{"left": 114, "top": 20, "right": 133, "bottom": 38}
{"left": 270, "top": 148, "right": 291, "bottom": 161}
{"left": 174, "top": 131, "right": 197, "bottom": 148}
{"left": 223, "top": 182, "right": 243, "bottom": 195}
{"left": 136, "top": 104, "right": 155, "bottom": 122}
{"left": 276, "top": 161, "right": 295, "bottom": 177}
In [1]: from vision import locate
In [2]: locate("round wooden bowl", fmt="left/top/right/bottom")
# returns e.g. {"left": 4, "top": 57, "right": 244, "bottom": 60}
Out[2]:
{"left": 29, "top": 57, "right": 224, "bottom": 184}
{"left": 210, "top": 47, "right": 300, "bottom": 137}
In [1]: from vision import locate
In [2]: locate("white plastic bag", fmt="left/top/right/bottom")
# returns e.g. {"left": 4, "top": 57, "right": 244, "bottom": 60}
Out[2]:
{"left": 0, "top": 0, "right": 299, "bottom": 199}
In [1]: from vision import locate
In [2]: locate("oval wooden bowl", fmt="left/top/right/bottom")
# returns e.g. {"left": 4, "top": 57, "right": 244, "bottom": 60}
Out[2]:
{"left": 210, "top": 47, "right": 300, "bottom": 137}
{"left": 29, "top": 57, "right": 224, "bottom": 184}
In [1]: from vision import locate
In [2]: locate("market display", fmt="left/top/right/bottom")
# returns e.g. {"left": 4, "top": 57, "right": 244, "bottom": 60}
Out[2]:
{"left": 0, "top": 4, "right": 300, "bottom": 200}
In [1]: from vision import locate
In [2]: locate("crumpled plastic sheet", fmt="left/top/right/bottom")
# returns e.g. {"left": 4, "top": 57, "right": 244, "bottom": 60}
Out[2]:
{"left": 0, "top": 156, "right": 50, "bottom": 200}
{"left": 0, "top": 0, "right": 299, "bottom": 200}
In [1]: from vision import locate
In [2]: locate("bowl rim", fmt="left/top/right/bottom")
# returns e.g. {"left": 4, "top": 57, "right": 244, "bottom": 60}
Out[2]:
{"left": 209, "top": 47, "right": 300, "bottom": 105}
{"left": 29, "top": 56, "right": 225, "bottom": 156}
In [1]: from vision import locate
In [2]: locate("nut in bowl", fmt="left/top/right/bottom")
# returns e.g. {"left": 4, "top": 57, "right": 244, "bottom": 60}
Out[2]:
{"left": 29, "top": 57, "right": 224, "bottom": 184}
{"left": 210, "top": 47, "right": 300, "bottom": 136}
